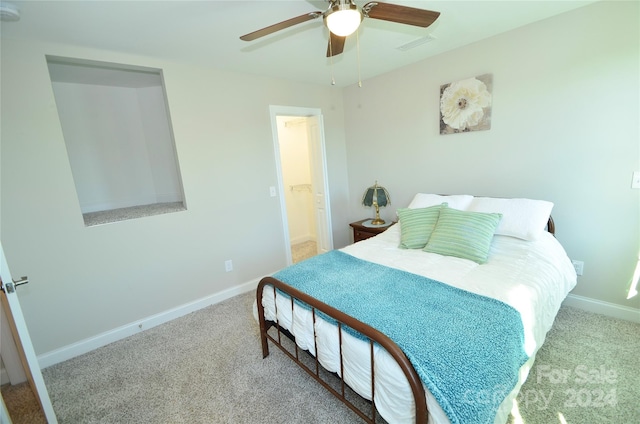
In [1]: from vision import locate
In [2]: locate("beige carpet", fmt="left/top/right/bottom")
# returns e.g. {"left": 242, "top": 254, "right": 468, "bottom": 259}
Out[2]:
{"left": 1, "top": 382, "right": 46, "bottom": 424}
{"left": 507, "top": 306, "right": 640, "bottom": 423}
{"left": 3, "top": 292, "right": 639, "bottom": 423}
{"left": 83, "top": 202, "right": 186, "bottom": 226}
{"left": 291, "top": 240, "right": 318, "bottom": 263}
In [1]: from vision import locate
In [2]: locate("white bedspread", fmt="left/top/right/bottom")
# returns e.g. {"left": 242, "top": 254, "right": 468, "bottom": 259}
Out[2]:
{"left": 259, "top": 224, "right": 576, "bottom": 423}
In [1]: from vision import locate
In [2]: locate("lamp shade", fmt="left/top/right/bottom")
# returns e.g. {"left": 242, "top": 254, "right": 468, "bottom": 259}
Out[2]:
{"left": 362, "top": 183, "right": 389, "bottom": 207}
{"left": 325, "top": 1, "right": 362, "bottom": 37}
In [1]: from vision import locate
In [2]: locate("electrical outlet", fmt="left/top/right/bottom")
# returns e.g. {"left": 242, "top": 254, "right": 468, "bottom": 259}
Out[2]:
{"left": 224, "top": 260, "right": 233, "bottom": 272}
{"left": 571, "top": 260, "right": 584, "bottom": 276}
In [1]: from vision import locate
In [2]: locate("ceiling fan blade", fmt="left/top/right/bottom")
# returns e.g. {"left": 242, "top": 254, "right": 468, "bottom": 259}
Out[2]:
{"left": 362, "top": 2, "right": 440, "bottom": 28}
{"left": 326, "top": 33, "right": 346, "bottom": 57}
{"left": 240, "top": 11, "right": 322, "bottom": 41}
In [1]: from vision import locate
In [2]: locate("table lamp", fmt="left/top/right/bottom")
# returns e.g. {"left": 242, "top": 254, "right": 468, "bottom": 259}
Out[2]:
{"left": 362, "top": 181, "right": 390, "bottom": 225}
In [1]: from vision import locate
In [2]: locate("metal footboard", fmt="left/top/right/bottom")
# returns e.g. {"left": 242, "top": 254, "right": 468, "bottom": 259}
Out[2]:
{"left": 257, "top": 276, "right": 428, "bottom": 424}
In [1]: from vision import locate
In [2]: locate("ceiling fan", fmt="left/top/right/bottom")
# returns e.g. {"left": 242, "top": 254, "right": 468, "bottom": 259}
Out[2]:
{"left": 240, "top": 0, "right": 440, "bottom": 58}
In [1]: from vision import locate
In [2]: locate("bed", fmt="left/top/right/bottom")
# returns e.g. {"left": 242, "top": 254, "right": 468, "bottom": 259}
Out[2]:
{"left": 255, "top": 194, "right": 577, "bottom": 424}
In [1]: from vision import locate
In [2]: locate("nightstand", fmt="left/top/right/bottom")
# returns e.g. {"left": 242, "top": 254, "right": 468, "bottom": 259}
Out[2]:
{"left": 349, "top": 219, "right": 394, "bottom": 242}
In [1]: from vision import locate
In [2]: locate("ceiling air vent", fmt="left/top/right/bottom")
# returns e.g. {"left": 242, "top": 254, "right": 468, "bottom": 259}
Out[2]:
{"left": 397, "top": 35, "right": 436, "bottom": 51}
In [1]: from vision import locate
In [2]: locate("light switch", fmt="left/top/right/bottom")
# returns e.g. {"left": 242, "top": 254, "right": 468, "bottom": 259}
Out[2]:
{"left": 632, "top": 171, "right": 640, "bottom": 189}
{"left": 269, "top": 186, "right": 277, "bottom": 197}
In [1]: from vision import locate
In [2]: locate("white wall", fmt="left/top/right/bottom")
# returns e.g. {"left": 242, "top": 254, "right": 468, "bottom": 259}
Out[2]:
{"left": 0, "top": 39, "right": 350, "bottom": 355}
{"left": 51, "top": 81, "right": 183, "bottom": 212}
{"left": 137, "top": 85, "right": 184, "bottom": 204}
{"left": 343, "top": 1, "right": 639, "bottom": 311}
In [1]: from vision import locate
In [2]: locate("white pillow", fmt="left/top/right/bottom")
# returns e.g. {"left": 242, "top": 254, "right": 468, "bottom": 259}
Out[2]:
{"left": 468, "top": 197, "right": 554, "bottom": 241}
{"left": 407, "top": 193, "right": 473, "bottom": 210}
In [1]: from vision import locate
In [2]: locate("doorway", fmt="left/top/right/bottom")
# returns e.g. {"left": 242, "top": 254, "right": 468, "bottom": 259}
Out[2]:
{"left": 270, "top": 106, "right": 333, "bottom": 265}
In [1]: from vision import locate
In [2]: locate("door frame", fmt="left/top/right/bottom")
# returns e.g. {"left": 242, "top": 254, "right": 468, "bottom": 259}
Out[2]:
{"left": 269, "top": 105, "right": 334, "bottom": 265}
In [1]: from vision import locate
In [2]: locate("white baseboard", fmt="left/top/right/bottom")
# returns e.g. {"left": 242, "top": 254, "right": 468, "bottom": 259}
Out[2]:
{"left": 37, "top": 278, "right": 262, "bottom": 370}
{"left": 563, "top": 294, "right": 640, "bottom": 323}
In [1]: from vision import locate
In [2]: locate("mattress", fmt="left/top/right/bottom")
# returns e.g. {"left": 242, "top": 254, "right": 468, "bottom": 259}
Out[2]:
{"left": 258, "top": 223, "right": 577, "bottom": 423}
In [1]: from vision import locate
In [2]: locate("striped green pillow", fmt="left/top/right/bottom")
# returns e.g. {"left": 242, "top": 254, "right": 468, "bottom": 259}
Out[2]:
{"left": 423, "top": 207, "right": 502, "bottom": 264}
{"left": 397, "top": 204, "right": 444, "bottom": 249}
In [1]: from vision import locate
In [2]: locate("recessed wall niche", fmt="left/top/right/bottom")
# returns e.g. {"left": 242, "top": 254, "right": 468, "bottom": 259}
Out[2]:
{"left": 47, "top": 56, "right": 186, "bottom": 226}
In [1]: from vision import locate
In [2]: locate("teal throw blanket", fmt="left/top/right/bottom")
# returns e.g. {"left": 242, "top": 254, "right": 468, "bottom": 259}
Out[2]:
{"left": 273, "top": 250, "right": 528, "bottom": 424}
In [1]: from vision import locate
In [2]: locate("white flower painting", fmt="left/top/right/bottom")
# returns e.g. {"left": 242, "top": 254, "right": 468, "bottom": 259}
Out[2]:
{"left": 440, "top": 74, "right": 492, "bottom": 134}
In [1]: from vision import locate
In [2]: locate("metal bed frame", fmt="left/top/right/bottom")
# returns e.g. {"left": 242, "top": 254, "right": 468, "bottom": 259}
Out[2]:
{"left": 257, "top": 277, "right": 427, "bottom": 423}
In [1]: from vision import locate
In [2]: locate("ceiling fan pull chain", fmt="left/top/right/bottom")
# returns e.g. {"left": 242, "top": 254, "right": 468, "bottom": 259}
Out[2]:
{"left": 329, "top": 35, "right": 336, "bottom": 85}
{"left": 356, "top": 28, "right": 362, "bottom": 87}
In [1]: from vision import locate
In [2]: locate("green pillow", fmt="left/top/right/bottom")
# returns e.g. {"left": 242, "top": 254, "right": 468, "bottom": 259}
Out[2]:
{"left": 423, "top": 207, "right": 502, "bottom": 264}
{"left": 397, "top": 204, "right": 444, "bottom": 249}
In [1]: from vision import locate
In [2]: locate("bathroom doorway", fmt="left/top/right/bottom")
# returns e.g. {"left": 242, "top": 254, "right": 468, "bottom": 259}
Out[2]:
{"left": 270, "top": 106, "right": 333, "bottom": 265}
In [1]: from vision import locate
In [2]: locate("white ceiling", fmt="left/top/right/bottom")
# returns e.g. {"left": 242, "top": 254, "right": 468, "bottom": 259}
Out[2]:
{"left": 1, "top": 1, "right": 597, "bottom": 87}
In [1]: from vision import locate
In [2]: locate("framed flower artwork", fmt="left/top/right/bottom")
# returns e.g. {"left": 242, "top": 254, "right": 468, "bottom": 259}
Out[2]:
{"left": 439, "top": 73, "right": 492, "bottom": 135}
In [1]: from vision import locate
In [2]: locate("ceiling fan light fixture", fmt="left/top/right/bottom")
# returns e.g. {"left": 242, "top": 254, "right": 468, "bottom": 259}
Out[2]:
{"left": 325, "top": 2, "right": 362, "bottom": 37}
{"left": 0, "top": 2, "right": 20, "bottom": 22}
